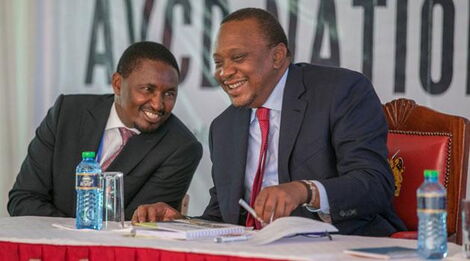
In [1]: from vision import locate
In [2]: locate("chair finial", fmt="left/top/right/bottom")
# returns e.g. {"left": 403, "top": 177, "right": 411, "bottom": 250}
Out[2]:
{"left": 384, "top": 99, "right": 417, "bottom": 128}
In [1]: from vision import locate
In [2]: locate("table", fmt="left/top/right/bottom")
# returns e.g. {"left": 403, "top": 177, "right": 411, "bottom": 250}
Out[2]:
{"left": 0, "top": 216, "right": 465, "bottom": 260}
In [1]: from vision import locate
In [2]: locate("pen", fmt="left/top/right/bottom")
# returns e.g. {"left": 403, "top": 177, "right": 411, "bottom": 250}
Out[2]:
{"left": 238, "top": 199, "right": 267, "bottom": 226}
{"left": 214, "top": 234, "right": 252, "bottom": 243}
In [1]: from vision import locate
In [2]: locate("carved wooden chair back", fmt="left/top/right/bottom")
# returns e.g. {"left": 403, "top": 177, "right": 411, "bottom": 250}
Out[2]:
{"left": 383, "top": 98, "right": 469, "bottom": 244}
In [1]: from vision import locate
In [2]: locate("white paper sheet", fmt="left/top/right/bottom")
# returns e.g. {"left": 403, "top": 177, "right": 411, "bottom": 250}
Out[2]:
{"left": 247, "top": 216, "right": 338, "bottom": 245}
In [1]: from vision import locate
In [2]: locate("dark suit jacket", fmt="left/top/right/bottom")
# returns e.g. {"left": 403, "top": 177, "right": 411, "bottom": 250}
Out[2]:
{"left": 8, "top": 94, "right": 202, "bottom": 220}
{"left": 202, "top": 63, "right": 406, "bottom": 236}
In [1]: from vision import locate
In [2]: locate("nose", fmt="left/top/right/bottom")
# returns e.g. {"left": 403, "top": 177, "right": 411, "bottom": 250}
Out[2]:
{"left": 149, "top": 93, "right": 164, "bottom": 111}
{"left": 217, "top": 62, "right": 236, "bottom": 81}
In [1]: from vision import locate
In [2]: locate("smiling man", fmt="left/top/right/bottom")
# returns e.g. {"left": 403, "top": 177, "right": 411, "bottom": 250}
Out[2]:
{"left": 132, "top": 9, "right": 405, "bottom": 237}
{"left": 8, "top": 42, "right": 202, "bottom": 220}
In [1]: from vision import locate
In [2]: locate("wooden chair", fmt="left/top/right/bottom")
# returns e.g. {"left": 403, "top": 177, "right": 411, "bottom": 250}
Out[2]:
{"left": 383, "top": 98, "right": 470, "bottom": 244}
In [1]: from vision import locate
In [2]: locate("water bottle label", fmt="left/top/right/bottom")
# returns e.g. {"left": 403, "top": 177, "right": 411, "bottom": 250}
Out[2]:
{"left": 417, "top": 193, "right": 446, "bottom": 213}
{"left": 76, "top": 173, "right": 99, "bottom": 189}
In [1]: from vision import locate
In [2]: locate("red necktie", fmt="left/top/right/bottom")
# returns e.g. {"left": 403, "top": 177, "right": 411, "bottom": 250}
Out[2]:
{"left": 246, "top": 107, "right": 270, "bottom": 229}
{"left": 101, "top": 127, "right": 135, "bottom": 171}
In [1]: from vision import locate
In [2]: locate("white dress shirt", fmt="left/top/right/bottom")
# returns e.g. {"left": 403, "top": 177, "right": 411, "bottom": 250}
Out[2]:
{"left": 244, "top": 69, "right": 330, "bottom": 214}
{"left": 98, "top": 103, "right": 140, "bottom": 165}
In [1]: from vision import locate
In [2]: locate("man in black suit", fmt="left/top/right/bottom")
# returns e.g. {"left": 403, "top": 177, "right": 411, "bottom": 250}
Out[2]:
{"left": 132, "top": 9, "right": 405, "bottom": 236}
{"left": 8, "top": 42, "right": 202, "bottom": 220}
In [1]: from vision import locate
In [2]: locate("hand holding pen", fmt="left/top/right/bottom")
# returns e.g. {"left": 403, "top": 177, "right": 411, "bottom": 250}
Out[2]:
{"left": 238, "top": 199, "right": 268, "bottom": 227}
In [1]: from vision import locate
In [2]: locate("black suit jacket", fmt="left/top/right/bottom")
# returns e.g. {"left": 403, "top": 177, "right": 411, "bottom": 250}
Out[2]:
{"left": 202, "top": 63, "right": 406, "bottom": 236}
{"left": 8, "top": 94, "right": 202, "bottom": 220}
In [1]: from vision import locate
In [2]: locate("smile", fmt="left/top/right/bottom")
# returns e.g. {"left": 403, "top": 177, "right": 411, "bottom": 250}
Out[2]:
{"left": 142, "top": 110, "right": 163, "bottom": 122}
{"left": 225, "top": 80, "right": 247, "bottom": 90}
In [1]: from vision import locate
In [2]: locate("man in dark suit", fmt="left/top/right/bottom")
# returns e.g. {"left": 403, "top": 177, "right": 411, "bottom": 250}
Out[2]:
{"left": 8, "top": 42, "right": 202, "bottom": 220}
{"left": 132, "top": 9, "right": 405, "bottom": 236}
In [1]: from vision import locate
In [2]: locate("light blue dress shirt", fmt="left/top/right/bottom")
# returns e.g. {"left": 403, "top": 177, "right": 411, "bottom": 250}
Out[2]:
{"left": 243, "top": 69, "right": 330, "bottom": 215}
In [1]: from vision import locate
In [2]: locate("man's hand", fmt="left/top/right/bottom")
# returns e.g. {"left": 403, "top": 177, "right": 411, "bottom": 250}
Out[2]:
{"left": 253, "top": 181, "right": 310, "bottom": 223}
{"left": 131, "top": 202, "right": 184, "bottom": 224}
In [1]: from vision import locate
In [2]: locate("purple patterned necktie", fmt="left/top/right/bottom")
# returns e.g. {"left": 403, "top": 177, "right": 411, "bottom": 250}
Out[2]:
{"left": 101, "top": 127, "right": 135, "bottom": 171}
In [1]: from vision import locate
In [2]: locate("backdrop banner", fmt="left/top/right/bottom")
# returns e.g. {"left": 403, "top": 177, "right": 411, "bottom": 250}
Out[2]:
{"left": 26, "top": 0, "right": 470, "bottom": 214}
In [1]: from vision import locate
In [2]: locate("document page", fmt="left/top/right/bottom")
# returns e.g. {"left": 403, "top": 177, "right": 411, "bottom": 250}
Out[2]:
{"left": 248, "top": 216, "right": 338, "bottom": 245}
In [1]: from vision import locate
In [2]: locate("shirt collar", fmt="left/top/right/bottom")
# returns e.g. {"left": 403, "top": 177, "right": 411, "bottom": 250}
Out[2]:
{"left": 263, "top": 68, "right": 288, "bottom": 111}
{"left": 105, "top": 102, "right": 141, "bottom": 134}
{"left": 251, "top": 68, "right": 289, "bottom": 122}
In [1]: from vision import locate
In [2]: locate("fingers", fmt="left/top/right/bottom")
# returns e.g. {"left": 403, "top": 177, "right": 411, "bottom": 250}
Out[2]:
{"left": 131, "top": 202, "right": 181, "bottom": 224}
{"left": 131, "top": 205, "right": 149, "bottom": 224}
{"left": 131, "top": 210, "right": 139, "bottom": 224}
{"left": 253, "top": 191, "right": 265, "bottom": 219}
{"left": 254, "top": 182, "right": 306, "bottom": 224}
{"left": 162, "top": 207, "right": 184, "bottom": 221}
{"left": 273, "top": 198, "right": 286, "bottom": 220}
{"left": 254, "top": 190, "right": 276, "bottom": 224}
{"left": 147, "top": 205, "right": 159, "bottom": 222}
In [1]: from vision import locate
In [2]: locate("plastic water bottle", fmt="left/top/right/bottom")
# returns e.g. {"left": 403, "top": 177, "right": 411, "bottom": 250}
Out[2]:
{"left": 417, "top": 169, "right": 447, "bottom": 259}
{"left": 75, "top": 151, "right": 102, "bottom": 230}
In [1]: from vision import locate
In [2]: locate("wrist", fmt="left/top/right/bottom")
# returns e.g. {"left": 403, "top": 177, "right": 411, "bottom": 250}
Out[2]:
{"left": 297, "top": 180, "right": 312, "bottom": 205}
{"left": 300, "top": 180, "right": 318, "bottom": 208}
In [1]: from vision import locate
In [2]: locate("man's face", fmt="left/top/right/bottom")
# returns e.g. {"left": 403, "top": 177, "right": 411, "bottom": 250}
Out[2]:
{"left": 213, "top": 19, "right": 281, "bottom": 108}
{"left": 112, "top": 59, "right": 179, "bottom": 133}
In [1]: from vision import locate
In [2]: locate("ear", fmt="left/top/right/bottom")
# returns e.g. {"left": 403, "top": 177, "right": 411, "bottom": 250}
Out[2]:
{"left": 111, "top": 72, "right": 122, "bottom": 96}
{"left": 272, "top": 43, "right": 288, "bottom": 69}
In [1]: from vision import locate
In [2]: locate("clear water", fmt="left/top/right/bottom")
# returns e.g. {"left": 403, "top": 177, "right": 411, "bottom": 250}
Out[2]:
{"left": 75, "top": 157, "right": 102, "bottom": 230}
{"left": 76, "top": 189, "right": 103, "bottom": 229}
{"left": 417, "top": 212, "right": 448, "bottom": 259}
{"left": 417, "top": 178, "right": 447, "bottom": 259}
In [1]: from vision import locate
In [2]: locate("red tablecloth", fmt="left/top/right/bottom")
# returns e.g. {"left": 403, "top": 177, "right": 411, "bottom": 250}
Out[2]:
{"left": 0, "top": 241, "right": 285, "bottom": 261}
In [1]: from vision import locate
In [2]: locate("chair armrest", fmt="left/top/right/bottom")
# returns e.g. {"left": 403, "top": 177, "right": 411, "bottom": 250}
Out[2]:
{"left": 390, "top": 231, "right": 418, "bottom": 240}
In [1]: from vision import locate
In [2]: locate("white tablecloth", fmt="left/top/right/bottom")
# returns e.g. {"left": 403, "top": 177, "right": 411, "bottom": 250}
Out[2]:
{"left": 0, "top": 216, "right": 466, "bottom": 260}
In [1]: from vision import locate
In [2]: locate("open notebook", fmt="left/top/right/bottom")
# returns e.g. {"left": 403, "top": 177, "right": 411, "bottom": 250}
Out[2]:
{"left": 247, "top": 216, "right": 338, "bottom": 245}
{"left": 131, "top": 219, "right": 246, "bottom": 240}
{"left": 132, "top": 216, "right": 338, "bottom": 244}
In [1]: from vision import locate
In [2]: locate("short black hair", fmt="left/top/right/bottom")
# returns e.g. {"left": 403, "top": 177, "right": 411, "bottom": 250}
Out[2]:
{"left": 116, "top": 41, "right": 180, "bottom": 78}
{"left": 221, "top": 8, "right": 290, "bottom": 56}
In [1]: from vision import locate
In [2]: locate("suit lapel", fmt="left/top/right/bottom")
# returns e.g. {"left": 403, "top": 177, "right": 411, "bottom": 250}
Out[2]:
{"left": 225, "top": 107, "right": 250, "bottom": 224}
{"left": 78, "top": 95, "right": 113, "bottom": 154}
{"left": 278, "top": 64, "right": 307, "bottom": 183}
{"left": 106, "top": 116, "right": 170, "bottom": 175}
